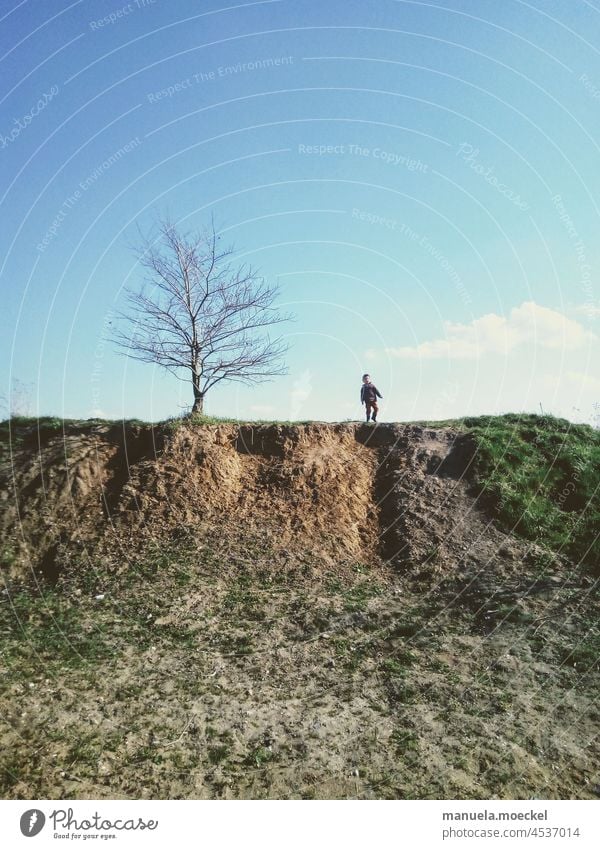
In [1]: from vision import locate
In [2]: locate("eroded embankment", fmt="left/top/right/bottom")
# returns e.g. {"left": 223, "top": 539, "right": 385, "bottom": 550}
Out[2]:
{"left": 0, "top": 419, "right": 516, "bottom": 584}
{"left": 4, "top": 420, "right": 598, "bottom": 801}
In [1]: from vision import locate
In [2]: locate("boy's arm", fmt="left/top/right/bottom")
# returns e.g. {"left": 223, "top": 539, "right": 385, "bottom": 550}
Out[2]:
{"left": 375, "top": 386, "right": 383, "bottom": 398}
{"left": 360, "top": 386, "right": 365, "bottom": 403}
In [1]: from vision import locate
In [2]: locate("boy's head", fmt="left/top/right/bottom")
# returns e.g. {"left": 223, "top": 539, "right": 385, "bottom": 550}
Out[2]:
{"left": 362, "top": 374, "right": 371, "bottom": 384}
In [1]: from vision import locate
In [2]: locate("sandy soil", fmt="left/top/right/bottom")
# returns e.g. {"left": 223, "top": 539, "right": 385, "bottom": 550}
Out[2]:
{"left": 1, "top": 421, "right": 598, "bottom": 799}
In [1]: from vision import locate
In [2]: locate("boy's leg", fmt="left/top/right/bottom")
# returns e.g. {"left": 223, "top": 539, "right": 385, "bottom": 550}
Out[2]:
{"left": 372, "top": 401, "right": 379, "bottom": 422}
{"left": 365, "top": 402, "right": 372, "bottom": 422}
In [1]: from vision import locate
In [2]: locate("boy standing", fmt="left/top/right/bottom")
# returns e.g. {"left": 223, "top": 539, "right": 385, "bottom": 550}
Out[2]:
{"left": 360, "top": 374, "right": 383, "bottom": 423}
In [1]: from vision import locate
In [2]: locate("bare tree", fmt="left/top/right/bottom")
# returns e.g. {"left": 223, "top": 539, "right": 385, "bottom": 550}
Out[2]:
{"left": 112, "top": 219, "right": 292, "bottom": 415}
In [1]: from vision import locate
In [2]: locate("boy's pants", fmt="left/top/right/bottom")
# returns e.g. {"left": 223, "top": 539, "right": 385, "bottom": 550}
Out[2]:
{"left": 365, "top": 401, "right": 378, "bottom": 421}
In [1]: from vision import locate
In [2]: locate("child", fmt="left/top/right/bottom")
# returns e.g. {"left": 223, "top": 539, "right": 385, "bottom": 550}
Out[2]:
{"left": 360, "top": 374, "right": 383, "bottom": 423}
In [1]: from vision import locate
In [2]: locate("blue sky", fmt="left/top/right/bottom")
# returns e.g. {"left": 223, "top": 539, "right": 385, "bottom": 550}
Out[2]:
{"left": 1, "top": 0, "right": 599, "bottom": 423}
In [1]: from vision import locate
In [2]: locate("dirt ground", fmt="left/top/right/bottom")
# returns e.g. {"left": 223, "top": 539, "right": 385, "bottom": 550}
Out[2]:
{"left": 1, "top": 421, "right": 598, "bottom": 799}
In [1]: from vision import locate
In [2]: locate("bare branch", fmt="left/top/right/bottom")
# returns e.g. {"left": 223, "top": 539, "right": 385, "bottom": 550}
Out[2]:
{"left": 111, "top": 218, "right": 294, "bottom": 415}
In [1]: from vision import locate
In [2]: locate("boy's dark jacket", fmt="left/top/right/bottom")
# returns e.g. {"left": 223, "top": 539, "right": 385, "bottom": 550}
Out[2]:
{"left": 361, "top": 383, "right": 383, "bottom": 404}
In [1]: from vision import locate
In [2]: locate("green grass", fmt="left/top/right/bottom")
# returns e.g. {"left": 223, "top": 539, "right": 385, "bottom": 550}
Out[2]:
{"left": 0, "top": 588, "right": 114, "bottom": 674}
{"left": 342, "top": 578, "right": 383, "bottom": 612}
{"left": 462, "top": 413, "right": 600, "bottom": 570}
{"left": 1, "top": 526, "right": 598, "bottom": 799}
{"left": 0, "top": 546, "right": 17, "bottom": 571}
{"left": 162, "top": 413, "right": 317, "bottom": 431}
{"left": 208, "top": 745, "right": 231, "bottom": 766}
{"left": 0, "top": 415, "right": 149, "bottom": 432}
{"left": 0, "top": 414, "right": 324, "bottom": 452}
{"left": 0, "top": 537, "right": 209, "bottom": 678}
{"left": 244, "top": 746, "right": 274, "bottom": 768}
{"left": 162, "top": 413, "right": 240, "bottom": 429}
{"left": 222, "top": 578, "right": 266, "bottom": 622}
{"left": 0, "top": 416, "right": 150, "bottom": 453}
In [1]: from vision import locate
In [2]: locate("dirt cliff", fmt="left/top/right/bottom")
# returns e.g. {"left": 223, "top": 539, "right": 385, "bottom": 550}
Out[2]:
{"left": 1, "top": 419, "right": 598, "bottom": 800}
{"left": 1, "top": 419, "right": 524, "bottom": 584}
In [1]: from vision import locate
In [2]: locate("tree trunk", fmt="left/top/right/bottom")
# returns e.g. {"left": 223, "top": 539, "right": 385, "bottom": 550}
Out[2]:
{"left": 192, "top": 372, "right": 204, "bottom": 415}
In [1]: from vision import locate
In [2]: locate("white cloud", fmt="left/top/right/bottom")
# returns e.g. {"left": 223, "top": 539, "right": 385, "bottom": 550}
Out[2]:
{"left": 572, "top": 303, "right": 600, "bottom": 319}
{"left": 386, "top": 301, "right": 595, "bottom": 360}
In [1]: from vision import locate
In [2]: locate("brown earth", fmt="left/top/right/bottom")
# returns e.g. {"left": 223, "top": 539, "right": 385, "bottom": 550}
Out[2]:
{"left": 0, "top": 421, "right": 598, "bottom": 799}
{"left": 0, "top": 420, "right": 515, "bottom": 580}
